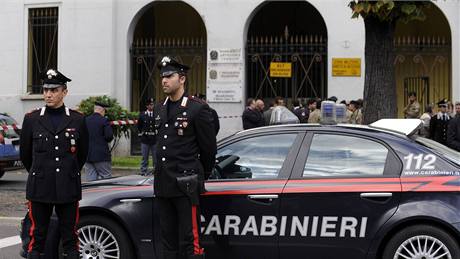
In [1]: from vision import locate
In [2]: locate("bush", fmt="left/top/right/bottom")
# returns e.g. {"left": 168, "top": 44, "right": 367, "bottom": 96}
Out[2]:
{"left": 78, "top": 95, "right": 138, "bottom": 150}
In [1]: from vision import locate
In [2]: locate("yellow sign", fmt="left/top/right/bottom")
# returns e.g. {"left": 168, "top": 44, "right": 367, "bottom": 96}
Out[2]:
{"left": 332, "top": 58, "right": 361, "bottom": 77}
{"left": 270, "top": 62, "right": 292, "bottom": 78}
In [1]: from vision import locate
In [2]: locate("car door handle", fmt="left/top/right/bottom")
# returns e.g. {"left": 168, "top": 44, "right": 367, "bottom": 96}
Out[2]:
{"left": 247, "top": 194, "right": 279, "bottom": 203}
{"left": 120, "top": 198, "right": 142, "bottom": 203}
{"left": 360, "top": 193, "right": 393, "bottom": 198}
{"left": 360, "top": 193, "right": 393, "bottom": 203}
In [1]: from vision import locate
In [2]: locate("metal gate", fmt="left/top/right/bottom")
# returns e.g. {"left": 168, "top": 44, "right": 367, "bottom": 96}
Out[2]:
{"left": 246, "top": 32, "right": 327, "bottom": 102}
{"left": 130, "top": 37, "right": 206, "bottom": 154}
{"left": 395, "top": 36, "right": 451, "bottom": 117}
{"left": 404, "top": 77, "right": 429, "bottom": 114}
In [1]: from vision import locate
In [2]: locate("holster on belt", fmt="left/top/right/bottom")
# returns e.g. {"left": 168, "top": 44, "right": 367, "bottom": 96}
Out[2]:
{"left": 176, "top": 171, "right": 199, "bottom": 205}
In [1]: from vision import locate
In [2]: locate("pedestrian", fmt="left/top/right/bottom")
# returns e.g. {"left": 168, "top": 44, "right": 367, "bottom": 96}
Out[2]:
{"left": 270, "top": 96, "right": 299, "bottom": 125}
{"left": 263, "top": 100, "right": 275, "bottom": 126}
{"left": 242, "top": 98, "right": 263, "bottom": 129}
{"left": 446, "top": 102, "right": 460, "bottom": 151}
{"left": 419, "top": 105, "right": 433, "bottom": 138}
{"left": 307, "top": 98, "right": 321, "bottom": 123}
{"left": 292, "top": 99, "right": 309, "bottom": 123}
{"left": 348, "top": 100, "right": 363, "bottom": 124}
{"left": 137, "top": 97, "right": 157, "bottom": 176}
{"left": 154, "top": 56, "right": 216, "bottom": 259}
{"left": 403, "top": 91, "right": 421, "bottom": 118}
{"left": 84, "top": 101, "right": 113, "bottom": 181}
{"left": 430, "top": 99, "right": 452, "bottom": 145}
{"left": 19, "top": 69, "right": 88, "bottom": 259}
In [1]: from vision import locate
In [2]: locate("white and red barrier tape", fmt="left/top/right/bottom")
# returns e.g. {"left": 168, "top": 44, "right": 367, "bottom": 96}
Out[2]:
{"left": 0, "top": 124, "right": 20, "bottom": 131}
{"left": 109, "top": 120, "right": 138, "bottom": 126}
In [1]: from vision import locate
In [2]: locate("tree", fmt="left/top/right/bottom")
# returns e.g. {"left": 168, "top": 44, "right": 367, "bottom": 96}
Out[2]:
{"left": 78, "top": 95, "right": 138, "bottom": 151}
{"left": 349, "top": 1, "right": 429, "bottom": 124}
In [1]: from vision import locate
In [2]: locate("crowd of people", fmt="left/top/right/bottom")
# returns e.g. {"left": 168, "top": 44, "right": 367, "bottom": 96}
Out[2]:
{"left": 242, "top": 93, "right": 460, "bottom": 152}
{"left": 242, "top": 96, "right": 364, "bottom": 130}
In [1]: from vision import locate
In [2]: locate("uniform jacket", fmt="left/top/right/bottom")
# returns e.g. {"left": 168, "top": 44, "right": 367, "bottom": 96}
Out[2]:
{"left": 293, "top": 106, "right": 309, "bottom": 123}
{"left": 210, "top": 107, "right": 220, "bottom": 135}
{"left": 447, "top": 116, "right": 460, "bottom": 151}
{"left": 20, "top": 106, "right": 89, "bottom": 203}
{"left": 153, "top": 95, "right": 217, "bottom": 197}
{"left": 430, "top": 112, "right": 452, "bottom": 145}
{"left": 403, "top": 101, "right": 421, "bottom": 118}
{"left": 85, "top": 113, "right": 113, "bottom": 162}
{"left": 308, "top": 109, "right": 322, "bottom": 123}
{"left": 137, "top": 110, "right": 156, "bottom": 145}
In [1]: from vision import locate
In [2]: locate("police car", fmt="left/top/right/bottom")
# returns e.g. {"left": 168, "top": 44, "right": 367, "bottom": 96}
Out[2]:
{"left": 21, "top": 119, "right": 459, "bottom": 259}
{"left": 0, "top": 113, "right": 21, "bottom": 178}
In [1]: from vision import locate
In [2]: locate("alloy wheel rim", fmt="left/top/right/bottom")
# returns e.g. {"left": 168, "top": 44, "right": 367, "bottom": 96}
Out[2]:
{"left": 393, "top": 235, "right": 452, "bottom": 259}
{"left": 78, "top": 224, "right": 120, "bottom": 259}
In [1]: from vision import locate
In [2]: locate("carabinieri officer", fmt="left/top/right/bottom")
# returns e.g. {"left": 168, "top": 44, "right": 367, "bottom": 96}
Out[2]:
{"left": 20, "top": 69, "right": 89, "bottom": 259}
{"left": 154, "top": 56, "right": 216, "bottom": 259}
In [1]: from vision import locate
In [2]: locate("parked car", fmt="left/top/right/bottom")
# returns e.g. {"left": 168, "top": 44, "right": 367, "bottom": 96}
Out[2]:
{"left": 21, "top": 119, "right": 460, "bottom": 259}
{"left": 0, "top": 113, "right": 22, "bottom": 178}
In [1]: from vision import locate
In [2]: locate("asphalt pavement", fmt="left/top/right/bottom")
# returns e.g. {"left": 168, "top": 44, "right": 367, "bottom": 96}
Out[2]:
{"left": 0, "top": 167, "right": 139, "bottom": 259}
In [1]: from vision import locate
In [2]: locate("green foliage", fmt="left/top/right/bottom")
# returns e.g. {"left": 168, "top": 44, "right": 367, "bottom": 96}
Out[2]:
{"left": 78, "top": 95, "right": 138, "bottom": 147}
{"left": 349, "top": 1, "right": 429, "bottom": 23}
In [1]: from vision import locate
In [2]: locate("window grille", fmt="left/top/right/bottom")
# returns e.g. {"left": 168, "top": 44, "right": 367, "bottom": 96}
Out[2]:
{"left": 27, "top": 7, "right": 58, "bottom": 94}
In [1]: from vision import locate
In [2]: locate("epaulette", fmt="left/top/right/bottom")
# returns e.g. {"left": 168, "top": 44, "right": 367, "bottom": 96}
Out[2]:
{"left": 189, "top": 95, "right": 206, "bottom": 104}
{"left": 26, "top": 107, "right": 42, "bottom": 115}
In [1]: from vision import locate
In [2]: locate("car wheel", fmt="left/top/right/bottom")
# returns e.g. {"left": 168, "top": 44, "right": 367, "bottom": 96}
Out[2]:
{"left": 383, "top": 224, "right": 459, "bottom": 259}
{"left": 77, "top": 215, "right": 135, "bottom": 259}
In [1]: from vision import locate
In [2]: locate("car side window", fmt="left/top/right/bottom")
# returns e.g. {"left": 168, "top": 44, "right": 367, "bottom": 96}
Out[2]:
{"left": 303, "top": 134, "right": 389, "bottom": 177}
{"left": 212, "top": 134, "right": 297, "bottom": 180}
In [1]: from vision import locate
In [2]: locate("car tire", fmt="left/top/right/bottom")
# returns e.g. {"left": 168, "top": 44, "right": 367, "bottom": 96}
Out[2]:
{"left": 77, "top": 215, "right": 135, "bottom": 259}
{"left": 383, "top": 224, "right": 459, "bottom": 259}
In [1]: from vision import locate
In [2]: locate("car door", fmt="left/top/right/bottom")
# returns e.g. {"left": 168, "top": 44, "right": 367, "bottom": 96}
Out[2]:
{"left": 201, "top": 131, "right": 304, "bottom": 259}
{"left": 279, "top": 132, "right": 402, "bottom": 259}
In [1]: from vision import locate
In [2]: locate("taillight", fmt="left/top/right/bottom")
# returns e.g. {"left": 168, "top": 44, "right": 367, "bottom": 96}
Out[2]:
{"left": 0, "top": 132, "right": 4, "bottom": 144}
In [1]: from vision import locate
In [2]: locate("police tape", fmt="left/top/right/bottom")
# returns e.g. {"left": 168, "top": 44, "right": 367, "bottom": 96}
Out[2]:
{"left": 108, "top": 115, "right": 240, "bottom": 126}
{"left": 0, "top": 124, "right": 21, "bottom": 131}
{"left": 109, "top": 120, "right": 138, "bottom": 126}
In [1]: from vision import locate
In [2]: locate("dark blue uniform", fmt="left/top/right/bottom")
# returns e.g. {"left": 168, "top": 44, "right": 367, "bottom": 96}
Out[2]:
{"left": 20, "top": 105, "right": 88, "bottom": 259}
{"left": 138, "top": 110, "right": 157, "bottom": 175}
{"left": 154, "top": 95, "right": 216, "bottom": 259}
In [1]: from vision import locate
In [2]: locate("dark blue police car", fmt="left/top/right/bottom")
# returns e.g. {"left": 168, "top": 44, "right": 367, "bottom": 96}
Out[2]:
{"left": 21, "top": 119, "right": 459, "bottom": 259}
{"left": 0, "top": 113, "right": 22, "bottom": 178}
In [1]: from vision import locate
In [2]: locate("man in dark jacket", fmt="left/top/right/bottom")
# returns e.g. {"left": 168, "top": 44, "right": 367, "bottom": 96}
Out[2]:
{"left": 84, "top": 101, "right": 113, "bottom": 181}
{"left": 20, "top": 69, "right": 88, "bottom": 259}
{"left": 242, "top": 98, "right": 263, "bottom": 129}
{"left": 154, "top": 56, "right": 216, "bottom": 259}
{"left": 430, "top": 99, "right": 452, "bottom": 145}
{"left": 138, "top": 98, "right": 157, "bottom": 175}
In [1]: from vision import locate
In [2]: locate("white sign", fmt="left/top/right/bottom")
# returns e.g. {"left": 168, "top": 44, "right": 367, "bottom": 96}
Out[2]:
{"left": 209, "top": 48, "right": 242, "bottom": 63}
{"left": 207, "top": 83, "right": 242, "bottom": 103}
{"left": 208, "top": 64, "right": 242, "bottom": 83}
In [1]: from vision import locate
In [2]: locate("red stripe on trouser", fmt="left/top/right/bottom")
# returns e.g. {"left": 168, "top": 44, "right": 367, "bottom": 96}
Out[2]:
{"left": 74, "top": 202, "right": 80, "bottom": 251}
{"left": 191, "top": 205, "right": 204, "bottom": 255}
{"left": 27, "top": 202, "right": 36, "bottom": 252}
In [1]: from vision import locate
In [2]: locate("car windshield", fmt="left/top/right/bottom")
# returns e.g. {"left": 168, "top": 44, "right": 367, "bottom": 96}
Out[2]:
{"left": 413, "top": 136, "right": 460, "bottom": 166}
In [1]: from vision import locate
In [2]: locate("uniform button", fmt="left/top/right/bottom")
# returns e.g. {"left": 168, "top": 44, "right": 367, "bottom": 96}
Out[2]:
{"left": 56, "top": 168, "right": 60, "bottom": 172}
{"left": 56, "top": 157, "right": 59, "bottom": 161}
{"left": 55, "top": 146, "right": 59, "bottom": 150}
{"left": 32, "top": 172, "right": 36, "bottom": 176}
{"left": 162, "top": 157, "right": 166, "bottom": 161}
{"left": 165, "top": 124, "right": 169, "bottom": 128}
{"left": 164, "top": 135, "right": 168, "bottom": 139}
{"left": 162, "top": 146, "right": 166, "bottom": 150}
{"left": 55, "top": 135, "right": 59, "bottom": 139}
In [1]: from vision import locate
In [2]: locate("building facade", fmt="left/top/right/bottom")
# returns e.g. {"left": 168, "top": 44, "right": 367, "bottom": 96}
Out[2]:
{"left": 0, "top": 0, "right": 458, "bottom": 155}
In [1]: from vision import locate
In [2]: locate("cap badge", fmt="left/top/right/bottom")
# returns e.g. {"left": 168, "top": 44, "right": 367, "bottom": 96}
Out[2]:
{"left": 161, "top": 56, "right": 171, "bottom": 66}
